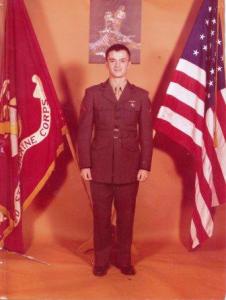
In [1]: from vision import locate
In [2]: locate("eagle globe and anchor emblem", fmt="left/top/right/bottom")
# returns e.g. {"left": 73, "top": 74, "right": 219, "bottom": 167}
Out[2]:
{"left": 0, "top": 75, "right": 51, "bottom": 229}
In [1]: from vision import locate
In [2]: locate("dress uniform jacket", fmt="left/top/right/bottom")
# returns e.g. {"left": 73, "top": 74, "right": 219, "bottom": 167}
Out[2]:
{"left": 77, "top": 80, "right": 153, "bottom": 184}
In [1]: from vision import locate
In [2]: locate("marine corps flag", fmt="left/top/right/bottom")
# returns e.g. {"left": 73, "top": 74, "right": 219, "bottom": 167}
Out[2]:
{"left": 0, "top": 0, "right": 65, "bottom": 252}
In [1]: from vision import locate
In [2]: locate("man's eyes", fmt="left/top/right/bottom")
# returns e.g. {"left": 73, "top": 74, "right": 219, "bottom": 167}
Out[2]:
{"left": 108, "top": 59, "right": 128, "bottom": 63}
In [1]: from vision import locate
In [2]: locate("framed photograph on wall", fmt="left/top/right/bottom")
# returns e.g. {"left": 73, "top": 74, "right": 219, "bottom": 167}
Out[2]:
{"left": 89, "top": 0, "right": 141, "bottom": 64}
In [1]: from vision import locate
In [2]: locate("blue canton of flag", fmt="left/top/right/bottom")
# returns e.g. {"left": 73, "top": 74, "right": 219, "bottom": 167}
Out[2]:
{"left": 182, "top": 1, "right": 225, "bottom": 104}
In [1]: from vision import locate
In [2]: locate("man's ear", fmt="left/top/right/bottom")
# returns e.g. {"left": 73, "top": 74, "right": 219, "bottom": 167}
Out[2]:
{"left": 105, "top": 61, "right": 110, "bottom": 74}
{"left": 127, "top": 60, "right": 131, "bottom": 68}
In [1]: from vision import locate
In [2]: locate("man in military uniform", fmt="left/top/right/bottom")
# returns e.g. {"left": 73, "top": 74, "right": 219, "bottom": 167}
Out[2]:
{"left": 77, "top": 44, "right": 153, "bottom": 276}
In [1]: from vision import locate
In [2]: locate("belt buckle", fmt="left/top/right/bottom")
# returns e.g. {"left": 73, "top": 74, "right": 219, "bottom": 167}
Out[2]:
{"left": 113, "top": 128, "right": 119, "bottom": 139}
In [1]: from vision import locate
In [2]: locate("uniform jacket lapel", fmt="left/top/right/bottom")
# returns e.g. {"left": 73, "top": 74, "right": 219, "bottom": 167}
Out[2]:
{"left": 101, "top": 80, "right": 116, "bottom": 104}
{"left": 118, "top": 81, "right": 133, "bottom": 104}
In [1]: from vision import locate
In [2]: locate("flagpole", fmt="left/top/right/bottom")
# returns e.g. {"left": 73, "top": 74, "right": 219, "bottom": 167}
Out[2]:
{"left": 64, "top": 126, "right": 93, "bottom": 209}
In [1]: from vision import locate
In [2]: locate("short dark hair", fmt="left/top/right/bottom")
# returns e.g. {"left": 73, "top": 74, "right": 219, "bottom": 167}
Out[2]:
{"left": 105, "top": 44, "right": 131, "bottom": 60}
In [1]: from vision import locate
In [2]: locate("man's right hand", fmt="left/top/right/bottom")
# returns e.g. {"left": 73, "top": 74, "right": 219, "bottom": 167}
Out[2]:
{"left": 80, "top": 168, "right": 92, "bottom": 181}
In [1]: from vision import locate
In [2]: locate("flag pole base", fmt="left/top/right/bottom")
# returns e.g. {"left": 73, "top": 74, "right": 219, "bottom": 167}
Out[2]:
{"left": 0, "top": 248, "right": 50, "bottom": 265}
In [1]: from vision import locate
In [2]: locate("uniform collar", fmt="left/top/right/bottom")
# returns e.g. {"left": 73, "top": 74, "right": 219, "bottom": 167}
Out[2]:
{"left": 101, "top": 79, "right": 134, "bottom": 104}
{"left": 109, "top": 78, "right": 127, "bottom": 93}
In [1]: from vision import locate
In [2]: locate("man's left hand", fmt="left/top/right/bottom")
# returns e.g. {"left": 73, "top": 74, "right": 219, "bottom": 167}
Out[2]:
{"left": 137, "top": 169, "right": 149, "bottom": 182}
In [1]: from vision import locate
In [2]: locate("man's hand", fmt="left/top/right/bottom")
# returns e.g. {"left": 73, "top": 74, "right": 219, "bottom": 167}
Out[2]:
{"left": 81, "top": 168, "right": 92, "bottom": 181}
{"left": 137, "top": 169, "right": 149, "bottom": 182}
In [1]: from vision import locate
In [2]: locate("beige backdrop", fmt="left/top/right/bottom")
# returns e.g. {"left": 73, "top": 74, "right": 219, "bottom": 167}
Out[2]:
{"left": 19, "top": 0, "right": 226, "bottom": 251}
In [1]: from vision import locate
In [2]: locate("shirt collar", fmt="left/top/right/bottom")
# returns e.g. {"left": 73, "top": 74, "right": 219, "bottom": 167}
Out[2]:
{"left": 109, "top": 78, "right": 127, "bottom": 92}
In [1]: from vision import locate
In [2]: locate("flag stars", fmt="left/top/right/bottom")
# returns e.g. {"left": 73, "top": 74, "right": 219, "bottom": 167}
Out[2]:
{"left": 217, "top": 66, "right": 222, "bottom": 72}
{"left": 200, "top": 34, "right": 205, "bottom": 40}
{"left": 212, "top": 18, "right": 216, "bottom": 24}
{"left": 193, "top": 49, "right": 199, "bottom": 56}
{"left": 211, "top": 30, "right": 215, "bottom": 36}
{"left": 217, "top": 39, "right": 222, "bottom": 45}
{"left": 208, "top": 80, "right": 213, "bottom": 86}
{"left": 210, "top": 68, "right": 215, "bottom": 75}
{"left": 203, "top": 45, "right": 208, "bottom": 51}
{"left": 205, "top": 19, "right": 210, "bottom": 25}
{"left": 208, "top": 6, "right": 212, "bottom": 12}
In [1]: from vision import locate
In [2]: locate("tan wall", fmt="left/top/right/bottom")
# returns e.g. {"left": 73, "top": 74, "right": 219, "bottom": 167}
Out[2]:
{"left": 21, "top": 0, "right": 226, "bottom": 250}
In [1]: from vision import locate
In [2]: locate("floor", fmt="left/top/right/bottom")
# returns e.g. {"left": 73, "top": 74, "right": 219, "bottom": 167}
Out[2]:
{"left": 1, "top": 239, "right": 226, "bottom": 300}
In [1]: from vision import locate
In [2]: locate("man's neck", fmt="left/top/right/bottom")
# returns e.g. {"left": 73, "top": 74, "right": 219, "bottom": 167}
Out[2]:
{"left": 109, "top": 77, "right": 127, "bottom": 87}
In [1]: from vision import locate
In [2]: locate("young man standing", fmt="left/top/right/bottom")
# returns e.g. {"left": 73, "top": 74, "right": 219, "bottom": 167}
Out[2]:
{"left": 77, "top": 44, "right": 153, "bottom": 276}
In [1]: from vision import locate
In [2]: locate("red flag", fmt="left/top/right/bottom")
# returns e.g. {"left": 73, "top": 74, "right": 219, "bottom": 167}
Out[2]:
{"left": 0, "top": 0, "right": 65, "bottom": 252}
{"left": 155, "top": 0, "right": 226, "bottom": 248}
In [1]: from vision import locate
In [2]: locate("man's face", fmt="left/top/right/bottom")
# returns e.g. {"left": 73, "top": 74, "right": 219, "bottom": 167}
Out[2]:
{"left": 106, "top": 50, "right": 130, "bottom": 79}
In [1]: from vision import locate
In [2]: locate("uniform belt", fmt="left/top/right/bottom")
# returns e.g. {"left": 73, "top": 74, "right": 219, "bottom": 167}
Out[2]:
{"left": 95, "top": 128, "right": 137, "bottom": 139}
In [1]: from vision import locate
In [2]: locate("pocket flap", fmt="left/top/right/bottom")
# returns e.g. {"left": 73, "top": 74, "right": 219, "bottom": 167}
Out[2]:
{"left": 124, "top": 101, "right": 140, "bottom": 111}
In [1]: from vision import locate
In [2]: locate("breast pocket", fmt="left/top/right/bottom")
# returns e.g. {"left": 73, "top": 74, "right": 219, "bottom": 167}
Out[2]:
{"left": 123, "top": 101, "right": 140, "bottom": 124}
{"left": 124, "top": 101, "right": 140, "bottom": 111}
{"left": 94, "top": 103, "right": 114, "bottom": 125}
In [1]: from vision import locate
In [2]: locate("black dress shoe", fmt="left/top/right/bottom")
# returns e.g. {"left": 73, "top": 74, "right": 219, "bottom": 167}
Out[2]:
{"left": 120, "top": 265, "right": 136, "bottom": 275}
{"left": 118, "top": 265, "right": 136, "bottom": 275}
{"left": 93, "top": 265, "right": 108, "bottom": 276}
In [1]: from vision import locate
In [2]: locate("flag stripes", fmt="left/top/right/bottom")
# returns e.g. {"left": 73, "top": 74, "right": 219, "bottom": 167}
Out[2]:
{"left": 156, "top": 54, "right": 226, "bottom": 247}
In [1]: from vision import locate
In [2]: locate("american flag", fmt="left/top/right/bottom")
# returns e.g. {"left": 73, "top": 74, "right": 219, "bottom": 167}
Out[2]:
{"left": 155, "top": 0, "right": 226, "bottom": 248}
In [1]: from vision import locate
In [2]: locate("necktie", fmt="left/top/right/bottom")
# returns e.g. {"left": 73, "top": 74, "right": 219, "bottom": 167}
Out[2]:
{"left": 114, "top": 86, "right": 122, "bottom": 100}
